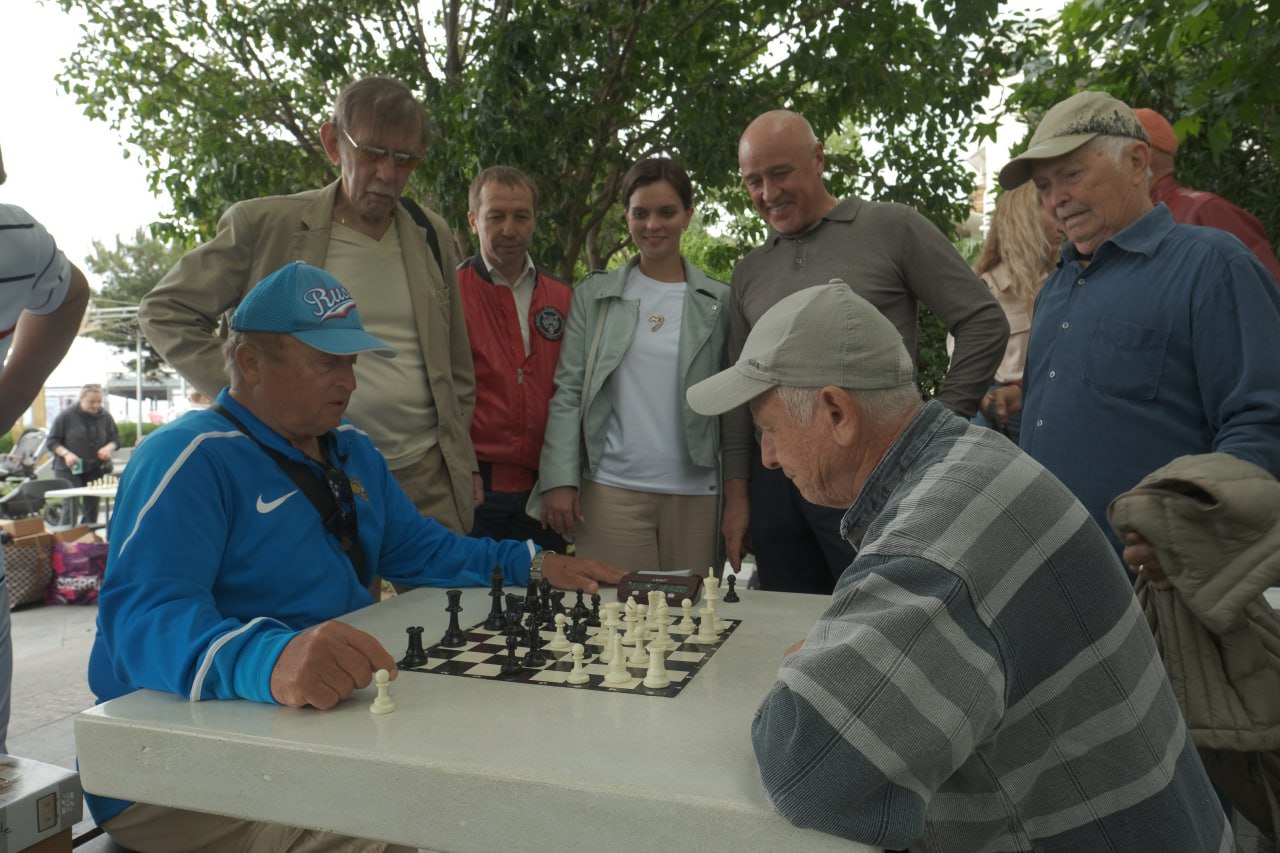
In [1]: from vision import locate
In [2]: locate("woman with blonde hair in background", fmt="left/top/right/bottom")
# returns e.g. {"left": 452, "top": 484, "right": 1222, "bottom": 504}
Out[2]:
{"left": 536, "top": 157, "right": 730, "bottom": 575}
{"left": 971, "top": 181, "right": 1061, "bottom": 442}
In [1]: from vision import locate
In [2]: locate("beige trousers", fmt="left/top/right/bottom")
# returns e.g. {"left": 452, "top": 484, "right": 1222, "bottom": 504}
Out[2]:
{"left": 103, "top": 802, "right": 416, "bottom": 853}
{"left": 573, "top": 479, "right": 718, "bottom": 575}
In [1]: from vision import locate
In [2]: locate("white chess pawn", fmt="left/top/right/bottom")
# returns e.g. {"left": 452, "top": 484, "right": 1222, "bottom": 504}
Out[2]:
{"left": 628, "top": 635, "right": 650, "bottom": 667}
{"left": 604, "top": 634, "right": 630, "bottom": 684}
{"left": 566, "top": 643, "right": 590, "bottom": 685}
{"left": 369, "top": 669, "right": 396, "bottom": 715}
{"left": 642, "top": 643, "right": 669, "bottom": 689}
{"left": 547, "top": 613, "right": 572, "bottom": 651}
{"left": 677, "top": 598, "right": 697, "bottom": 633}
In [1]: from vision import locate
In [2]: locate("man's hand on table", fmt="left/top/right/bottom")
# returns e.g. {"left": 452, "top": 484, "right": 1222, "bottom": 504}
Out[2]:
{"left": 542, "top": 553, "right": 625, "bottom": 595}
{"left": 271, "top": 621, "right": 397, "bottom": 709}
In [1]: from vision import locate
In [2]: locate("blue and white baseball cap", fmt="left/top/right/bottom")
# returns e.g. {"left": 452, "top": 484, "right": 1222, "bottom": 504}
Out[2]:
{"left": 231, "top": 262, "right": 396, "bottom": 358}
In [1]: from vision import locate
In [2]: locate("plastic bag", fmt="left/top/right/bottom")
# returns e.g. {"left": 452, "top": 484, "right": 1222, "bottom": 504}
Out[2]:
{"left": 46, "top": 539, "right": 108, "bottom": 605}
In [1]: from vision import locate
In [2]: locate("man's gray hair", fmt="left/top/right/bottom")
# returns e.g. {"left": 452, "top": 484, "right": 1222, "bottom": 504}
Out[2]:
{"left": 223, "top": 330, "right": 286, "bottom": 380}
{"left": 332, "top": 76, "right": 429, "bottom": 147}
{"left": 1090, "top": 134, "right": 1143, "bottom": 167}
{"left": 772, "top": 384, "right": 922, "bottom": 424}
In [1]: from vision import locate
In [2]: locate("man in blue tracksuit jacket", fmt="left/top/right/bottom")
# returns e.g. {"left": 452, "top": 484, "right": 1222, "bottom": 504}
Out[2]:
{"left": 86, "top": 262, "right": 623, "bottom": 852}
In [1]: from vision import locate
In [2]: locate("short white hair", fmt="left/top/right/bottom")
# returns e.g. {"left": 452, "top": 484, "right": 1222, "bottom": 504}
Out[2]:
{"left": 771, "top": 384, "right": 922, "bottom": 424}
{"left": 1089, "top": 134, "right": 1143, "bottom": 167}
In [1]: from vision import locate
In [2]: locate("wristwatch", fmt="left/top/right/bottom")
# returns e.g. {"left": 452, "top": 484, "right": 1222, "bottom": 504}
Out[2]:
{"left": 529, "top": 549, "right": 554, "bottom": 584}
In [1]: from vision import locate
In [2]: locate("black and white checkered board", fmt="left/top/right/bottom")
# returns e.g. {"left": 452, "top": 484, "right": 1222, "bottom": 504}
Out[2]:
{"left": 402, "top": 615, "right": 741, "bottom": 698}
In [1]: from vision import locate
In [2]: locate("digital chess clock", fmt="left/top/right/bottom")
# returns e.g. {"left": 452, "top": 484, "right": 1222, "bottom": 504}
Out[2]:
{"left": 616, "top": 572, "right": 703, "bottom": 609}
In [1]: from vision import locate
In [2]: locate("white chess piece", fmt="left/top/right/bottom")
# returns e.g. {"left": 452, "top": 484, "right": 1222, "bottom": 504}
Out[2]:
{"left": 628, "top": 635, "right": 650, "bottom": 667}
{"left": 369, "top": 669, "right": 396, "bottom": 715}
{"left": 694, "top": 606, "right": 718, "bottom": 643}
{"left": 592, "top": 602, "right": 621, "bottom": 646}
{"left": 677, "top": 598, "right": 696, "bottom": 633}
{"left": 604, "top": 634, "right": 630, "bottom": 684}
{"left": 703, "top": 576, "right": 724, "bottom": 635}
{"left": 548, "top": 613, "right": 572, "bottom": 651}
{"left": 598, "top": 620, "right": 617, "bottom": 663}
{"left": 649, "top": 608, "right": 675, "bottom": 652}
{"left": 566, "top": 643, "right": 589, "bottom": 685}
{"left": 635, "top": 603, "right": 650, "bottom": 640}
{"left": 642, "top": 642, "right": 669, "bottom": 689}
{"left": 620, "top": 598, "right": 639, "bottom": 646}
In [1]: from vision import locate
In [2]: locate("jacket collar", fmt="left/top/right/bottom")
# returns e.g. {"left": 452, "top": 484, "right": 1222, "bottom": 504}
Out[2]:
{"left": 215, "top": 389, "right": 350, "bottom": 467}
{"left": 839, "top": 400, "right": 951, "bottom": 546}
{"left": 595, "top": 256, "right": 721, "bottom": 300}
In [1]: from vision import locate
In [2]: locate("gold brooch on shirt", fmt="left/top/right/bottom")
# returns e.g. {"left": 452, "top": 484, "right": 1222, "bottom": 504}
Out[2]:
{"left": 649, "top": 315, "right": 665, "bottom": 332}
{"left": 349, "top": 477, "right": 369, "bottom": 502}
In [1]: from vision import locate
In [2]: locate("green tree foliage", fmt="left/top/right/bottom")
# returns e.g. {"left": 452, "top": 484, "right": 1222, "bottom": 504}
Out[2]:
{"left": 56, "top": 0, "right": 1030, "bottom": 282}
{"left": 82, "top": 229, "right": 187, "bottom": 379}
{"left": 1007, "top": 0, "right": 1279, "bottom": 252}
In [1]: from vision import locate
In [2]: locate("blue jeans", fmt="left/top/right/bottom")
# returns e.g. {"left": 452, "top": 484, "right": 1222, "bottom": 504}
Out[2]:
{"left": 972, "top": 382, "right": 1023, "bottom": 444}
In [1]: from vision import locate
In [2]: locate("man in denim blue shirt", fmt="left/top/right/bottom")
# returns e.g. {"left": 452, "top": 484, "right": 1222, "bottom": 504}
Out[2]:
{"left": 995, "top": 91, "right": 1280, "bottom": 580}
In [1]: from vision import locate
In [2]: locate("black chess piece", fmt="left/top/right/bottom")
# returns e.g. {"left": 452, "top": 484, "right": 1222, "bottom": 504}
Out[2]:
{"left": 440, "top": 589, "right": 468, "bottom": 647}
{"left": 500, "top": 632, "right": 524, "bottom": 675}
{"left": 567, "top": 610, "right": 588, "bottom": 645}
{"left": 504, "top": 593, "right": 524, "bottom": 635}
{"left": 723, "top": 573, "right": 740, "bottom": 603}
{"left": 550, "top": 589, "right": 566, "bottom": 617}
{"left": 525, "top": 579, "right": 539, "bottom": 613}
{"left": 570, "top": 588, "right": 588, "bottom": 621}
{"left": 588, "top": 593, "right": 602, "bottom": 628}
{"left": 536, "top": 579, "right": 553, "bottom": 627}
{"left": 521, "top": 618, "right": 547, "bottom": 668}
{"left": 399, "top": 626, "right": 428, "bottom": 669}
{"left": 483, "top": 567, "right": 507, "bottom": 630}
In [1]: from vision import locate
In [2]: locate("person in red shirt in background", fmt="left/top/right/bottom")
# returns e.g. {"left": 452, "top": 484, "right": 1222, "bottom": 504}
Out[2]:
{"left": 458, "top": 166, "right": 570, "bottom": 550}
{"left": 1135, "top": 108, "right": 1280, "bottom": 282}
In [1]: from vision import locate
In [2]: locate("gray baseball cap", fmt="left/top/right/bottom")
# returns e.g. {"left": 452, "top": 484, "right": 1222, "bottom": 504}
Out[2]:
{"left": 686, "top": 280, "right": 915, "bottom": 416}
{"left": 999, "top": 91, "right": 1149, "bottom": 190}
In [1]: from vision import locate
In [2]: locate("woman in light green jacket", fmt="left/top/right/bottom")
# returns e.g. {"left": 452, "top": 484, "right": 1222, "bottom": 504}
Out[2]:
{"left": 536, "top": 158, "right": 729, "bottom": 575}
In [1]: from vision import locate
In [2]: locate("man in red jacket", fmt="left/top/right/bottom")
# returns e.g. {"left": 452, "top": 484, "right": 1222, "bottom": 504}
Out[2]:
{"left": 459, "top": 166, "right": 570, "bottom": 548}
{"left": 1134, "top": 108, "right": 1280, "bottom": 283}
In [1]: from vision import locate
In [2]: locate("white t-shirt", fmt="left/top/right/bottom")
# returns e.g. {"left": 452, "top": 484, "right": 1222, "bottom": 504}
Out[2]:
{"left": 590, "top": 267, "right": 717, "bottom": 496}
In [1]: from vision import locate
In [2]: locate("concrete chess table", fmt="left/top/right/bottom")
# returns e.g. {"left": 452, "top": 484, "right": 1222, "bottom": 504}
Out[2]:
{"left": 75, "top": 586, "right": 877, "bottom": 852}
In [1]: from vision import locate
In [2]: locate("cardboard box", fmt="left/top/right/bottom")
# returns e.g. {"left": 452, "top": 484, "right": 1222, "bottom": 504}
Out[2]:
{"left": 9, "top": 535, "right": 51, "bottom": 552}
{"left": 0, "top": 518, "right": 44, "bottom": 540}
{"left": 51, "top": 528, "right": 97, "bottom": 545}
{"left": 0, "top": 755, "right": 81, "bottom": 852}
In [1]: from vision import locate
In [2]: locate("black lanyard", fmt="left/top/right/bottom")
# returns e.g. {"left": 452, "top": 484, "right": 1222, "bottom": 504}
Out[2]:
{"left": 213, "top": 404, "right": 368, "bottom": 585}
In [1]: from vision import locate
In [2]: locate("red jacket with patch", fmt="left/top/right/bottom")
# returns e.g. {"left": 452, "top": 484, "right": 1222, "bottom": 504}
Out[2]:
{"left": 458, "top": 256, "right": 572, "bottom": 493}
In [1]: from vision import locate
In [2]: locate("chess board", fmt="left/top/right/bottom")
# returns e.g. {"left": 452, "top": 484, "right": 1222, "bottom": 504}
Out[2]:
{"left": 401, "top": 616, "right": 741, "bottom": 698}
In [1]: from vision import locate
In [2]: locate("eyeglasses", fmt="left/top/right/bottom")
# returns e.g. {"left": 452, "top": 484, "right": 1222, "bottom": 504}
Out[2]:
{"left": 341, "top": 127, "right": 423, "bottom": 169}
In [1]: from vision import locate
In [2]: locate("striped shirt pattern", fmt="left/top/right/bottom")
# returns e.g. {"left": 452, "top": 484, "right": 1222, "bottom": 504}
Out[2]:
{"left": 751, "top": 402, "right": 1230, "bottom": 851}
{"left": 0, "top": 203, "right": 73, "bottom": 361}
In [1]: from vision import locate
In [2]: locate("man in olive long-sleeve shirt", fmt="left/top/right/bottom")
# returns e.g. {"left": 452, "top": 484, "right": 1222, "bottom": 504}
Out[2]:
{"left": 723, "top": 110, "right": 1008, "bottom": 593}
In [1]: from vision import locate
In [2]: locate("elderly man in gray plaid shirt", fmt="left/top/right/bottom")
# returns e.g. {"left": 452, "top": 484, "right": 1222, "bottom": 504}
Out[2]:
{"left": 688, "top": 281, "right": 1229, "bottom": 852}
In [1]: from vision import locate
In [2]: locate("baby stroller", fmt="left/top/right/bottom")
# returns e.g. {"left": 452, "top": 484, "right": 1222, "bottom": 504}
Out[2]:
{"left": 0, "top": 427, "right": 47, "bottom": 481}
{"left": 0, "top": 428, "right": 71, "bottom": 522}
